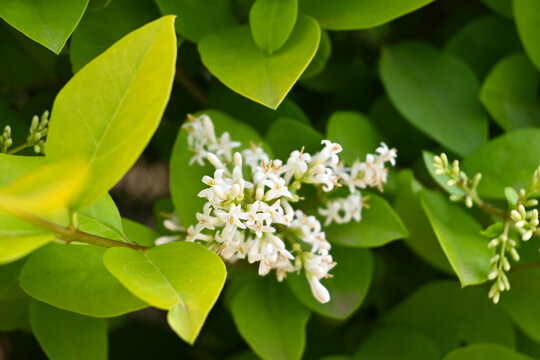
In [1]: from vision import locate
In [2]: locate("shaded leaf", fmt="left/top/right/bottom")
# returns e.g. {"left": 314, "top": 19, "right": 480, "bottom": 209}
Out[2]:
{"left": 249, "top": 0, "right": 297, "bottom": 54}
{"left": 0, "top": 259, "right": 30, "bottom": 331}
{"left": 265, "top": 117, "right": 322, "bottom": 160}
{"left": 443, "top": 343, "right": 532, "bottom": 360}
{"left": 514, "top": 0, "right": 540, "bottom": 71}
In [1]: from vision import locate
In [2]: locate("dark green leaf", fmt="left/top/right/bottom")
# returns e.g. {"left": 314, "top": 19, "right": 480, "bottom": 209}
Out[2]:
{"left": 299, "top": 0, "right": 434, "bottom": 30}
{"left": 325, "top": 193, "right": 408, "bottom": 248}
{"left": 354, "top": 325, "right": 440, "bottom": 360}
{"left": 0, "top": 259, "right": 30, "bottom": 331}
{"left": 121, "top": 218, "right": 158, "bottom": 247}
{"left": 514, "top": 0, "right": 540, "bottom": 71}
{"left": 265, "top": 117, "right": 323, "bottom": 160}
{"left": 70, "top": 0, "right": 160, "bottom": 72}
{"left": 380, "top": 42, "right": 488, "bottom": 156}
{"left": 480, "top": 53, "right": 540, "bottom": 130}
{"left": 444, "top": 343, "right": 533, "bottom": 360}
{"left": 231, "top": 279, "right": 310, "bottom": 360}
{"left": 394, "top": 170, "right": 453, "bottom": 273}
{"left": 462, "top": 128, "right": 540, "bottom": 199}
{"left": 421, "top": 190, "right": 493, "bottom": 285}
{"left": 287, "top": 246, "right": 372, "bottom": 320}
{"left": 155, "top": 0, "right": 237, "bottom": 42}
{"left": 385, "top": 280, "right": 516, "bottom": 354}
{"left": 30, "top": 301, "right": 107, "bottom": 360}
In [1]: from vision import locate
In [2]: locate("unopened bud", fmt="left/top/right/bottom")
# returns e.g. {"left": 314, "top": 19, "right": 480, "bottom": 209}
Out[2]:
{"left": 207, "top": 153, "right": 224, "bottom": 169}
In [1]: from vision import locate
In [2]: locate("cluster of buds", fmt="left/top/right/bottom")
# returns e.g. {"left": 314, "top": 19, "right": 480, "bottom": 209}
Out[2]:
{"left": 0, "top": 126, "right": 12, "bottom": 153}
{"left": 27, "top": 111, "right": 49, "bottom": 155}
{"left": 434, "top": 154, "right": 540, "bottom": 304}
{"left": 433, "top": 153, "right": 481, "bottom": 208}
{"left": 157, "top": 114, "right": 397, "bottom": 303}
{"left": 0, "top": 111, "right": 49, "bottom": 155}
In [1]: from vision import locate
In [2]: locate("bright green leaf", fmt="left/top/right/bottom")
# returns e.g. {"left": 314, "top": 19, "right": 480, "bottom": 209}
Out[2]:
{"left": 121, "top": 218, "right": 158, "bottom": 247}
{"left": 299, "top": 0, "right": 434, "bottom": 30}
{"left": 20, "top": 243, "right": 147, "bottom": 317}
{"left": 380, "top": 41, "right": 488, "bottom": 156}
{"left": 0, "top": 259, "right": 30, "bottom": 331}
{"left": 70, "top": 0, "right": 160, "bottom": 72}
{"left": 0, "top": 0, "right": 89, "bottom": 53}
{"left": 249, "top": 0, "right": 298, "bottom": 54}
{"left": 170, "top": 110, "right": 271, "bottom": 227}
{"left": 514, "top": 0, "right": 540, "bottom": 71}
{"left": 287, "top": 246, "right": 372, "bottom": 319}
{"left": 462, "top": 128, "right": 540, "bottom": 199}
{"left": 325, "top": 193, "right": 408, "bottom": 247}
{"left": 384, "top": 280, "right": 516, "bottom": 354}
{"left": 480, "top": 53, "right": 540, "bottom": 130}
{"left": 231, "top": 279, "right": 310, "bottom": 360}
{"left": 78, "top": 194, "right": 126, "bottom": 242}
{"left": 155, "top": 0, "right": 237, "bottom": 42}
{"left": 265, "top": 117, "right": 322, "bottom": 160}
{"left": 444, "top": 15, "right": 521, "bottom": 79}
{"left": 505, "top": 187, "right": 519, "bottom": 207}
{"left": 199, "top": 15, "right": 320, "bottom": 109}
{"left": 354, "top": 325, "right": 440, "bottom": 360}
{"left": 326, "top": 111, "right": 385, "bottom": 165}
{"left": 103, "top": 241, "right": 226, "bottom": 344}
{"left": 394, "top": 170, "right": 453, "bottom": 274}
{"left": 420, "top": 190, "right": 493, "bottom": 286}
{"left": 443, "top": 343, "right": 533, "bottom": 360}
{"left": 46, "top": 16, "right": 177, "bottom": 211}
{"left": 30, "top": 301, "right": 107, "bottom": 360}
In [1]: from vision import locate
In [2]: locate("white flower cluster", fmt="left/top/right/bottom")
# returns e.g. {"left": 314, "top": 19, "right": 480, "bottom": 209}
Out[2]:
{"left": 159, "top": 114, "right": 397, "bottom": 304}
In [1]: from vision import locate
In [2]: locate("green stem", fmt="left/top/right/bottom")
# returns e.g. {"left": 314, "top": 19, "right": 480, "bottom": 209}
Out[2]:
{"left": 471, "top": 193, "right": 508, "bottom": 219}
{"left": 4, "top": 207, "right": 147, "bottom": 251}
{"left": 7, "top": 142, "right": 29, "bottom": 155}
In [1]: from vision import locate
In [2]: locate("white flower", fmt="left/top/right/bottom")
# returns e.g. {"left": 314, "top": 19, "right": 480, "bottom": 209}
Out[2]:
{"left": 307, "top": 276, "right": 330, "bottom": 303}
{"left": 195, "top": 202, "right": 219, "bottom": 231}
{"left": 376, "top": 142, "right": 397, "bottom": 166}
{"left": 313, "top": 140, "right": 342, "bottom": 166}
{"left": 155, "top": 235, "right": 180, "bottom": 246}
{"left": 262, "top": 177, "right": 293, "bottom": 201}
{"left": 283, "top": 149, "right": 311, "bottom": 182}
{"left": 215, "top": 204, "right": 249, "bottom": 232}
{"left": 186, "top": 225, "right": 213, "bottom": 242}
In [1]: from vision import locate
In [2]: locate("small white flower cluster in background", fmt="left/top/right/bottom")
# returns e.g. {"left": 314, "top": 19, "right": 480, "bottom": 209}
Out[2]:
{"left": 157, "top": 114, "right": 397, "bottom": 303}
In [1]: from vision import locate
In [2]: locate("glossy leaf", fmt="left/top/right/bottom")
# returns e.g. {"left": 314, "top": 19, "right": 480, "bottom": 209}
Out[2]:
{"left": 301, "top": 29, "right": 331, "bottom": 80}
{"left": 265, "top": 117, "right": 323, "bottom": 160}
{"left": 421, "top": 190, "right": 493, "bottom": 286}
{"left": 155, "top": 0, "right": 237, "bottom": 42}
{"left": 462, "top": 128, "right": 540, "bottom": 199}
{"left": 0, "top": 159, "right": 88, "bottom": 216}
{"left": 103, "top": 241, "right": 226, "bottom": 344}
{"left": 78, "top": 194, "right": 126, "bottom": 242}
{"left": 380, "top": 42, "right": 487, "bottom": 156}
{"left": 514, "top": 0, "right": 540, "bottom": 71}
{"left": 20, "top": 243, "right": 147, "bottom": 317}
{"left": 443, "top": 344, "right": 533, "bottom": 360}
{"left": 121, "top": 218, "right": 157, "bottom": 247}
{"left": 287, "top": 246, "right": 372, "bottom": 319}
{"left": 0, "top": 0, "right": 89, "bottom": 53}
{"left": 0, "top": 154, "right": 44, "bottom": 186}
{"left": 0, "top": 259, "right": 30, "bottom": 331}
{"left": 394, "top": 170, "right": 453, "bottom": 273}
{"left": 170, "top": 110, "right": 271, "bottom": 227}
{"left": 199, "top": 15, "right": 320, "bottom": 109}
{"left": 30, "top": 301, "right": 107, "bottom": 360}
{"left": 70, "top": 0, "right": 160, "bottom": 72}
{"left": 326, "top": 111, "right": 385, "bottom": 165}
{"left": 231, "top": 279, "right": 310, "bottom": 360}
{"left": 385, "top": 280, "right": 516, "bottom": 354}
{"left": 444, "top": 15, "right": 521, "bottom": 79}
{"left": 249, "top": 0, "right": 297, "bottom": 54}
{"left": 299, "top": 0, "right": 434, "bottom": 30}
{"left": 480, "top": 53, "right": 540, "bottom": 130}
{"left": 500, "top": 268, "right": 540, "bottom": 344}
{"left": 47, "top": 16, "right": 177, "bottom": 210}
{"left": 354, "top": 325, "right": 440, "bottom": 360}
{"left": 325, "top": 193, "right": 408, "bottom": 248}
